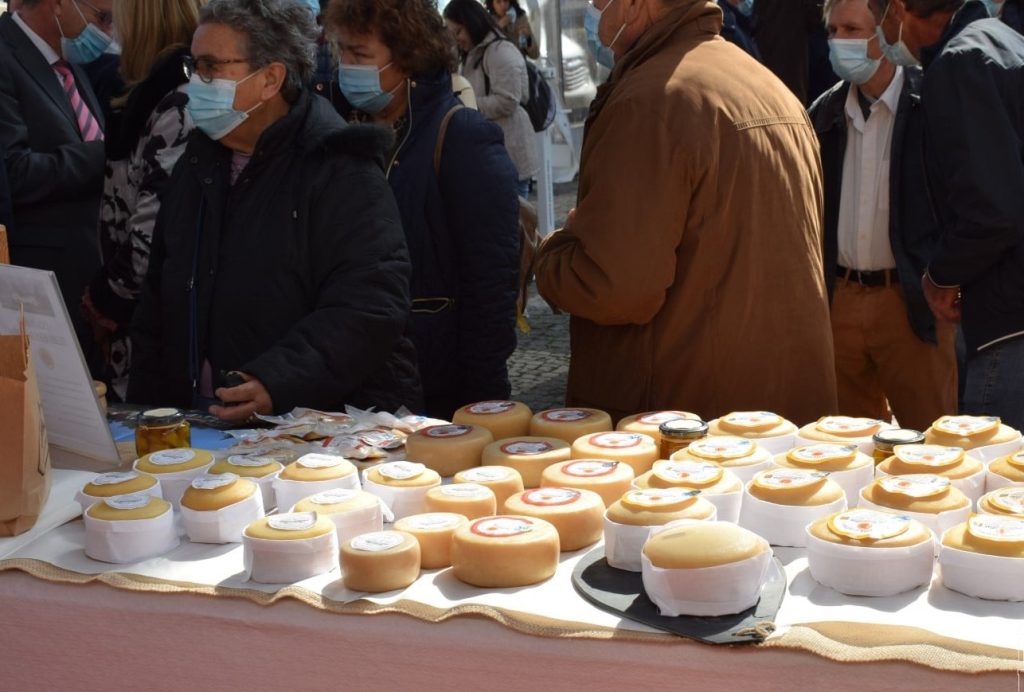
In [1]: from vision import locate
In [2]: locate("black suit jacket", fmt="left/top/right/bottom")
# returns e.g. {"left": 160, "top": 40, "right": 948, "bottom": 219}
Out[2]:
{"left": 0, "top": 12, "right": 105, "bottom": 370}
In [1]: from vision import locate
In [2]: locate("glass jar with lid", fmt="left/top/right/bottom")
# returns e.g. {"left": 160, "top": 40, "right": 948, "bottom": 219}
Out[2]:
{"left": 135, "top": 408, "right": 191, "bottom": 456}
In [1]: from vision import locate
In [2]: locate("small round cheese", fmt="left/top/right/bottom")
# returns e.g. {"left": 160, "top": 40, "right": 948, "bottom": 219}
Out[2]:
{"left": 924, "top": 415, "right": 1019, "bottom": 450}
{"left": 635, "top": 459, "right": 741, "bottom": 493}
{"left": 540, "top": 459, "right": 634, "bottom": 507}
{"left": 452, "top": 401, "right": 532, "bottom": 440}
{"left": 405, "top": 424, "right": 494, "bottom": 477}
{"left": 939, "top": 515, "right": 1024, "bottom": 601}
{"left": 776, "top": 444, "right": 872, "bottom": 473}
{"left": 292, "top": 488, "right": 381, "bottom": 516}
{"left": 502, "top": 487, "right": 605, "bottom": 551}
{"left": 365, "top": 462, "right": 442, "bottom": 487}
{"left": 707, "top": 411, "right": 796, "bottom": 439}
{"left": 978, "top": 486, "right": 1024, "bottom": 518}
{"left": 941, "top": 516, "right": 1024, "bottom": 559}
{"left": 643, "top": 522, "right": 765, "bottom": 569}
{"left": 807, "top": 509, "right": 932, "bottom": 549}
{"left": 86, "top": 495, "right": 172, "bottom": 521}
{"left": 528, "top": 408, "right": 612, "bottom": 444}
{"left": 393, "top": 513, "right": 468, "bottom": 569}
{"left": 180, "top": 474, "right": 257, "bottom": 511}
{"left": 859, "top": 475, "right": 970, "bottom": 514}
{"left": 670, "top": 436, "right": 772, "bottom": 472}
{"left": 279, "top": 454, "right": 358, "bottom": 482}
{"left": 481, "top": 437, "right": 571, "bottom": 488}
{"left": 452, "top": 466, "right": 524, "bottom": 507}
{"left": 341, "top": 530, "right": 421, "bottom": 592}
{"left": 570, "top": 432, "right": 659, "bottom": 475}
{"left": 797, "top": 416, "right": 886, "bottom": 444}
{"left": 747, "top": 469, "right": 845, "bottom": 507}
{"left": 134, "top": 448, "right": 213, "bottom": 474}
{"left": 244, "top": 513, "right": 335, "bottom": 541}
{"left": 209, "top": 455, "right": 284, "bottom": 479}
{"left": 605, "top": 488, "right": 716, "bottom": 526}
{"left": 988, "top": 451, "right": 1024, "bottom": 485}
{"left": 450, "top": 516, "right": 560, "bottom": 587}
{"left": 424, "top": 483, "right": 497, "bottom": 519}
{"left": 878, "top": 445, "right": 982, "bottom": 480}
{"left": 81, "top": 471, "right": 158, "bottom": 499}
{"left": 616, "top": 411, "right": 701, "bottom": 443}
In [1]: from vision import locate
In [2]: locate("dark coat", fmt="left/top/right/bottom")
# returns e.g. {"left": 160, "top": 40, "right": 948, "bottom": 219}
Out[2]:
{"left": 808, "top": 67, "right": 941, "bottom": 344}
{"left": 920, "top": 1, "right": 1024, "bottom": 355}
{"left": 128, "top": 90, "right": 422, "bottom": 414}
{"left": 340, "top": 70, "right": 520, "bottom": 419}
{"left": 717, "top": 1, "right": 760, "bottom": 61}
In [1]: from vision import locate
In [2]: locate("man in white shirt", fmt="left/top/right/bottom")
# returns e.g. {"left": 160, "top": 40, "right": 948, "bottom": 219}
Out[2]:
{"left": 808, "top": 0, "right": 956, "bottom": 430}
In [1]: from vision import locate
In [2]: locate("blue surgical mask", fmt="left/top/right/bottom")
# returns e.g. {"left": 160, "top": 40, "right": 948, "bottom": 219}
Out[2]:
{"left": 875, "top": 3, "right": 919, "bottom": 68}
{"left": 584, "top": 0, "right": 627, "bottom": 69}
{"left": 337, "top": 62, "right": 401, "bottom": 114}
{"left": 56, "top": 1, "right": 113, "bottom": 65}
{"left": 828, "top": 37, "right": 881, "bottom": 85}
{"left": 186, "top": 71, "right": 263, "bottom": 141}
{"left": 981, "top": 0, "right": 1004, "bottom": 16}
{"left": 736, "top": 0, "right": 754, "bottom": 18}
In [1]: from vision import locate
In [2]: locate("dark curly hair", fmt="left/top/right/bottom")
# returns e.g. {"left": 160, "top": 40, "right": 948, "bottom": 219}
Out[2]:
{"left": 443, "top": 0, "right": 503, "bottom": 47}
{"left": 324, "top": 0, "right": 457, "bottom": 75}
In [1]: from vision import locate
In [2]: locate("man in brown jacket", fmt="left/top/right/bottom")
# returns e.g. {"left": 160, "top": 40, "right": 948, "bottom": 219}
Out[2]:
{"left": 536, "top": 0, "right": 838, "bottom": 423}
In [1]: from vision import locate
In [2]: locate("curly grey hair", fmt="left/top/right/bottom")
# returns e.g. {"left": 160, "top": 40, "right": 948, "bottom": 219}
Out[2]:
{"left": 200, "top": 0, "right": 318, "bottom": 102}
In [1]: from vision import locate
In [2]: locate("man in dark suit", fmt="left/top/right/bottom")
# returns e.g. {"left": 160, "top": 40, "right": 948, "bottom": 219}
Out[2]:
{"left": 0, "top": 0, "right": 113, "bottom": 374}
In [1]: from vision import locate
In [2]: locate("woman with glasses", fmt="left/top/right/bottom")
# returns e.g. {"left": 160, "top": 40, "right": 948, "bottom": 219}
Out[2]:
{"left": 128, "top": 0, "right": 421, "bottom": 420}
{"left": 82, "top": 0, "right": 200, "bottom": 400}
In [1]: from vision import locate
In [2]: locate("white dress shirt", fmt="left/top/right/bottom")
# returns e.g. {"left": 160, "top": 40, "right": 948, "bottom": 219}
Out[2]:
{"left": 12, "top": 11, "right": 63, "bottom": 88}
{"left": 836, "top": 67, "right": 904, "bottom": 272}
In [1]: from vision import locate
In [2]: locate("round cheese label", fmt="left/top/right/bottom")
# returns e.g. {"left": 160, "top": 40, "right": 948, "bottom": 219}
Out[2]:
{"left": 90, "top": 471, "right": 140, "bottom": 486}
{"left": 827, "top": 509, "right": 911, "bottom": 541}
{"left": 588, "top": 432, "right": 644, "bottom": 449}
{"left": 893, "top": 444, "right": 964, "bottom": 467}
{"left": 932, "top": 415, "right": 1000, "bottom": 437}
{"left": 719, "top": 411, "right": 782, "bottom": 433}
{"left": 878, "top": 474, "right": 950, "bottom": 498}
{"left": 148, "top": 449, "right": 197, "bottom": 466}
{"left": 297, "top": 454, "right": 343, "bottom": 469}
{"left": 966, "top": 515, "right": 1024, "bottom": 543}
{"left": 440, "top": 484, "right": 490, "bottom": 499}
{"left": 622, "top": 488, "right": 700, "bottom": 509}
{"left": 104, "top": 494, "right": 152, "bottom": 511}
{"left": 988, "top": 487, "right": 1024, "bottom": 516}
{"left": 500, "top": 441, "right": 554, "bottom": 455}
{"left": 652, "top": 460, "right": 723, "bottom": 486}
{"left": 471, "top": 516, "right": 534, "bottom": 537}
{"left": 191, "top": 473, "right": 238, "bottom": 490}
{"left": 227, "top": 454, "right": 279, "bottom": 468}
{"left": 752, "top": 469, "right": 829, "bottom": 491}
{"left": 424, "top": 424, "right": 473, "bottom": 439}
{"left": 521, "top": 488, "right": 581, "bottom": 506}
{"left": 460, "top": 467, "right": 513, "bottom": 482}
{"left": 787, "top": 444, "right": 858, "bottom": 466}
{"left": 815, "top": 416, "right": 881, "bottom": 437}
{"left": 310, "top": 489, "right": 359, "bottom": 505}
{"left": 562, "top": 460, "right": 619, "bottom": 478}
{"left": 377, "top": 462, "right": 425, "bottom": 481}
{"left": 541, "top": 409, "right": 592, "bottom": 423}
{"left": 268, "top": 512, "right": 317, "bottom": 531}
{"left": 688, "top": 436, "right": 756, "bottom": 461}
{"left": 637, "top": 411, "right": 695, "bottom": 426}
{"left": 466, "top": 401, "right": 516, "bottom": 415}
{"left": 350, "top": 531, "right": 405, "bottom": 552}
{"left": 1008, "top": 451, "right": 1024, "bottom": 470}
{"left": 406, "top": 513, "right": 462, "bottom": 531}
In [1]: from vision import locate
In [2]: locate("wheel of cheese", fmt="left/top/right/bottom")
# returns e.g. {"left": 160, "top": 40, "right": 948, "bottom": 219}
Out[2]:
{"left": 707, "top": 411, "right": 796, "bottom": 439}
{"left": 616, "top": 411, "right": 701, "bottom": 443}
{"left": 84, "top": 495, "right": 179, "bottom": 564}
{"left": 86, "top": 495, "right": 172, "bottom": 521}
{"left": 605, "top": 487, "right": 717, "bottom": 526}
{"left": 644, "top": 521, "right": 766, "bottom": 569}
{"left": 180, "top": 474, "right": 258, "bottom": 511}
{"left": 571, "top": 432, "right": 659, "bottom": 475}
{"left": 670, "top": 436, "right": 774, "bottom": 482}
{"left": 939, "top": 516, "right": 1024, "bottom": 601}
{"left": 341, "top": 530, "right": 421, "bottom": 592}
{"left": 424, "top": 483, "right": 497, "bottom": 519}
{"left": 243, "top": 512, "right": 339, "bottom": 583}
{"left": 81, "top": 471, "right": 159, "bottom": 500}
{"left": 450, "top": 515, "right": 560, "bottom": 587}
{"left": 481, "top": 437, "right": 571, "bottom": 488}
{"left": 860, "top": 475, "right": 970, "bottom": 514}
{"left": 924, "top": 415, "right": 1019, "bottom": 450}
{"left": 209, "top": 455, "right": 284, "bottom": 479}
{"left": 452, "top": 466, "right": 524, "bottom": 507}
{"left": 279, "top": 453, "right": 358, "bottom": 483}
{"left": 529, "top": 408, "right": 612, "bottom": 444}
{"left": 363, "top": 461, "right": 442, "bottom": 520}
{"left": 292, "top": 489, "right": 385, "bottom": 543}
{"left": 977, "top": 486, "right": 1024, "bottom": 518}
{"left": 393, "top": 513, "right": 468, "bottom": 569}
{"left": 988, "top": 451, "right": 1024, "bottom": 487}
{"left": 134, "top": 448, "right": 214, "bottom": 475}
{"left": 405, "top": 424, "right": 494, "bottom": 477}
{"left": 245, "top": 512, "right": 335, "bottom": 540}
{"left": 540, "top": 459, "right": 634, "bottom": 507}
{"left": 452, "top": 401, "right": 532, "bottom": 440}
{"left": 502, "top": 487, "right": 604, "bottom": 551}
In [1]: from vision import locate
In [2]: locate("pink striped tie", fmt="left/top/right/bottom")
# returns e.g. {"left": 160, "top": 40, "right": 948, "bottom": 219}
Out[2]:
{"left": 53, "top": 60, "right": 103, "bottom": 142}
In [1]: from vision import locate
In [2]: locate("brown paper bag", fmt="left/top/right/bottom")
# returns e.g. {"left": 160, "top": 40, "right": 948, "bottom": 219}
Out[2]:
{"left": 0, "top": 317, "right": 51, "bottom": 536}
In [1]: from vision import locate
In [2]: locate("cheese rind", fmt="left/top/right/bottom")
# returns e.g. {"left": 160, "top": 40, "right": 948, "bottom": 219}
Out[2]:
{"left": 87, "top": 495, "right": 172, "bottom": 521}
{"left": 941, "top": 518, "right": 1024, "bottom": 559}
{"left": 279, "top": 455, "right": 358, "bottom": 482}
{"left": 450, "top": 516, "right": 560, "bottom": 587}
{"left": 616, "top": 411, "right": 701, "bottom": 443}
{"left": 502, "top": 488, "right": 605, "bottom": 551}
{"left": 878, "top": 445, "right": 981, "bottom": 479}
{"left": 341, "top": 530, "right": 421, "bottom": 592}
{"left": 365, "top": 462, "right": 441, "bottom": 488}
{"left": 707, "top": 412, "right": 796, "bottom": 439}
{"left": 643, "top": 522, "right": 766, "bottom": 569}
{"left": 540, "top": 459, "right": 635, "bottom": 507}
{"left": 82, "top": 472, "right": 159, "bottom": 498}
{"left": 571, "top": 432, "right": 659, "bottom": 475}
{"left": 405, "top": 424, "right": 494, "bottom": 477}
{"left": 244, "top": 513, "right": 335, "bottom": 540}
{"left": 135, "top": 448, "right": 214, "bottom": 474}
{"left": 424, "top": 483, "right": 497, "bottom": 519}
{"left": 528, "top": 408, "right": 613, "bottom": 444}
{"left": 747, "top": 470, "right": 845, "bottom": 507}
{"left": 393, "top": 513, "right": 468, "bottom": 569}
{"left": 807, "top": 510, "right": 931, "bottom": 549}
{"left": 605, "top": 488, "right": 716, "bottom": 526}
{"left": 452, "top": 466, "right": 525, "bottom": 507}
{"left": 209, "top": 456, "right": 283, "bottom": 478}
{"left": 453, "top": 401, "right": 532, "bottom": 440}
{"left": 924, "top": 416, "right": 1019, "bottom": 450}
{"left": 481, "top": 437, "right": 571, "bottom": 488}
{"left": 987, "top": 454, "right": 1024, "bottom": 484}
{"left": 292, "top": 489, "right": 381, "bottom": 515}
{"left": 180, "top": 476, "right": 258, "bottom": 511}
{"left": 860, "top": 475, "right": 970, "bottom": 514}
{"left": 777, "top": 445, "right": 870, "bottom": 473}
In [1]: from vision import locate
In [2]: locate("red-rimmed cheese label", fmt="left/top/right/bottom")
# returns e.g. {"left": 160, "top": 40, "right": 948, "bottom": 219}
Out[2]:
{"left": 148, "top": 449, "right": 197, "bottom": 466}
{"left": 471, "top": 516, "right": 534, "bottom": 537}
{"left": 310, "top": 489, "right": 359, "bottom": 505}
{"left": 540, "top": 409, "right": 593, "bottom": 423}
{"left": 423, "top": 424, "right": 473, "bottom": 439}
{"left": 561, "top": 460, "right": 619, "bottom": 477}
{"left": 406, "top": 513, "right": 462, "bottom": 531}
{"left": 440, "top": 483, "right": 490, "bottom": 499}
{"left": 636, "top": 411, "right": 697, "bottom": 426}
{"left": 90, "top": 471, "right": 140, "bottom": 486}
{"left": 227, "top": 455, "right": 280, "bottom": 468}
{"left": 377, "top": 461, "right": 425, "bottom": 481}
{"left": 190, "top": 473, "right": 238, "bottom": 490}
{"left": 688, "top": 436, "right": 756, "bottom": 461}
{"left": 787, "top": 444, "right": 858, "bottom": 466}
{"left": 1007, "top": 451, "right": 1024, "bottom": 470}
{"left": 267, "top": 512, "right": 317, "bottom": 531}
{"left": 460, "top": 467, "right": 513, "bottom": 482}
{"left": 652, "top": 460, "right": 723, "bottom": 486}
{"left": 621, "top": 488, "right": 700, "bottom": 509}
{"left": 298, "top": 453, "right": 343, "bottom": 469}
{"left": 878, "top": 474, "right": 950, "bottom": 498}
{"left": 966, "top": 514, "right": 1024, "bottom": 543}
{"left": 932, "top": 415, "right": 1000, "bottom": 437}
{"left": 521, "top": 487, "right": 581, "bottom": 506}
{"left": 719, "top": 411, "right": 782, "bottom": 432}
{"left": 752, "top": 469, "right": 829, "bottom": 491}
{"left": 466, "top": 401, "right": 517, "bottom": 415}
{"left": 103, "top": 494, "right": 153, "bottom": 511}
{"left": 893, "top": 444, "right": 964, "bottom": 467}
{"left": 988, "top": 487, "right": 1024, "bottom": 516}
{"left": 814, "top": 416, "right": 882, "bottom": 437}
{"left": 827, "top": 509, "right": 911, "bottom": 541}
{"left": 351, "top": 531, "right": 406, "bottom": 552}
{"left": 500, "top": 441, "right": 554, "bottom": 455}
{"left": 587, "top": 432, "right": 644, "bottom": 449}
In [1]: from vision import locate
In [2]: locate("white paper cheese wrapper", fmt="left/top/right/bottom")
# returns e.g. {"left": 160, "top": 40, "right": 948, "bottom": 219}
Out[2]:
{"left": 290, "top": 500, "right": 387, "bottom": 545}
{"left": 83, "top": 507, "right": 180, "bottom": 564}
{"left": 875, "top": 466, "right": 986, "bottom": 506}
{"left": 805, "top": 528, "right": 935, "bottom": 597}
{"left": 361, "top": 473, "right": 440, "bottom": 521}
{"left": 603, "top": 507, "right": 718, "bottom": 573}
{"left": 970, "top": 435, "right": 1022, "bottom": 464}
{"left": 243, "top": 529, "right": 340, "bottom": 584}
{"left": 985, "top": 469, "right": 1022, "bottom": 493}
{"left": 253, "top": 471, "right": 281, "bottom": 511}
{"left": 738, "top": 490, "right": 847, "bottom": 548}
{"left": 857, "top": 495, "right": 970, "bottom": 554}
{"left": 716, "top": 458, "right": 774, "bottom": 485}
{"left": 751, "top": 433, "right": 796, "bottom": 455}
{"left": 75, "top": 480, "right": 163, "bottom": 511}
{"left": 131, "top": 461, "right": 214, "bottom": 510}
{"left": 272, "top": 474, "right": 360, "bottom": 515}
{"left": 181, "top": 490, "right": 265, "bottom": 544}
{"left": 699, "top": 489, "right": 742, "bottom": 524}
{"left": 774, "top": 462, "right": 874, "bottom": 508}
{"left": 939, "top": 535, "right": 1024, "bottom": 601}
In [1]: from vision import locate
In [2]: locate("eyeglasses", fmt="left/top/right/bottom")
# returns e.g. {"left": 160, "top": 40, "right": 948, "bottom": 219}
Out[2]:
{"left": 182, "top": 55, "right": 249, "bottom": 83}
{"left": 75, "top": 0, "right": 113, "bottom": 30}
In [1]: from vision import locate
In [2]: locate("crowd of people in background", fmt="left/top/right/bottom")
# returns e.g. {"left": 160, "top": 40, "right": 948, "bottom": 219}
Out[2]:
{"left": 0, "top": 0, "right": 1021, "bottom": 432}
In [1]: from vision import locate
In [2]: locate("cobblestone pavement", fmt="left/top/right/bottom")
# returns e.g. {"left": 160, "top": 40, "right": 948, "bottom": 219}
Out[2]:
{"left": 508, "top": 181, "right": 576, "bottom": 412}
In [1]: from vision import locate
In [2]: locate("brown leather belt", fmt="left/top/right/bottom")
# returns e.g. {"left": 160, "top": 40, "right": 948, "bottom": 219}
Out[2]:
{"left": 837, "top": 266, "right": 899, "bottom": 287}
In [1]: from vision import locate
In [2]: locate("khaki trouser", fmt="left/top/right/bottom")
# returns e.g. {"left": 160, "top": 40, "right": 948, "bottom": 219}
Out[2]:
{"left": 831, "top": 279, "right": 957, "bottom": 431}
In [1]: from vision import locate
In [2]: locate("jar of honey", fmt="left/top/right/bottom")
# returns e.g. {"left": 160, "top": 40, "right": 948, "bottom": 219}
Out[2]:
{"left": 871, "top": 428, "right": 925, "bottom": 465}
{"left": 135, "top": 408, "right": 191, "bottom": 456}
{"left": 659, "top": 418, "right": 709, "bottom": 459}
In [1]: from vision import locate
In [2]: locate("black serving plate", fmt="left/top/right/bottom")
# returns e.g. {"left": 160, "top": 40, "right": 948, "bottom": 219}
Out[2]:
{"left": 571, "top": 547, "right": 786, "bottom": 644}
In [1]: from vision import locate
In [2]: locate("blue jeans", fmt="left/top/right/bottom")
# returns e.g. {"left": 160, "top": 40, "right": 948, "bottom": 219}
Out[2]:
{"left": 962, "top": 335, "right": 1024, "bottom": 430}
